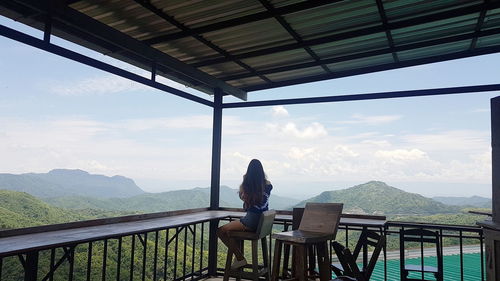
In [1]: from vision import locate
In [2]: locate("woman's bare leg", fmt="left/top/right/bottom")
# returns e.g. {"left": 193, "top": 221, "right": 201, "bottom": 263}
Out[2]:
{"left": 217, "top": 220, "right": 249, "bottom": 261}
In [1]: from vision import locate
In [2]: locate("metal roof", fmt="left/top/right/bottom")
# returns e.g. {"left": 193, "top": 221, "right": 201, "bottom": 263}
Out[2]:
{"left": 1, "top": 0, "right": 500, "bottom": 100}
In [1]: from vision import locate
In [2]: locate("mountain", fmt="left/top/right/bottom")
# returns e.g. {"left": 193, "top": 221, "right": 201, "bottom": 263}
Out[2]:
{"left": 295, "top": 181, "right": 459, "bottom": 215}
{"left": 0, "top": 169, "right": 144, "bottom": 198}
{"left": 433, "top": 196, "right": 491, "bottom": 208}
{"left": 43, "top": 185, "right": 299, "bottom": 212}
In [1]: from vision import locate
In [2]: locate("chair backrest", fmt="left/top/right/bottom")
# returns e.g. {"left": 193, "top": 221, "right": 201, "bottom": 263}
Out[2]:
{"left": 292, "top": 207, "right": 304, "bottom": 230}
{"left": 332, "top": 230, "right": 385, "bottom": 281}
{"left": 255, "top": 210, "right": 276, "bottom": 239}
{"left": 298, "top": 203, "right": 343, "bottom": 237}
{"left": 399, "top": 228, "right": 443, "bottom": 279}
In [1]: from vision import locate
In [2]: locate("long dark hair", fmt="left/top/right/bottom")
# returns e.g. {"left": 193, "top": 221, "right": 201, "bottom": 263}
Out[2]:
{"left": 240, "top": 159, "right": 267, "bottom": 207}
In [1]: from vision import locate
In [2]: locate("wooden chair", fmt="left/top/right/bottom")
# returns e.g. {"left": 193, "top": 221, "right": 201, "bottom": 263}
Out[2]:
{"left": 331, "top": 230, "right": 385, "bottom": 281}
{"left": 281, "top": 208, "right": 317, "bottom": 279}
{"left": 399, "top": 228, "right": 443, "bottom": 281}
{"left": 223, "top": 210, "right": 276, "bottom": 281}
{"left": 271, "top": 203, "right": 343, "bottom": 281}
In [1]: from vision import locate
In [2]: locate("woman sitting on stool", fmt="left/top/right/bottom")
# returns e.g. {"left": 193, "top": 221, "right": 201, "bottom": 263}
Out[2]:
{"left": 216, "top": 159, "right": 273, "bottom": 269}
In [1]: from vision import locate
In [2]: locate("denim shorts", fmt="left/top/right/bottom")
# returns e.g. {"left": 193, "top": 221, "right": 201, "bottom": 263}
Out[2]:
{"left": 240, "top": 211, "right": 260, "bottom": 231}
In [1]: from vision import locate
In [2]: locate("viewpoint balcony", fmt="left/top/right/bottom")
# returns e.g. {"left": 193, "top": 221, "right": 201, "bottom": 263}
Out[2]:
{"left": 0, "top": 208, "right": 485, "bottom": 281}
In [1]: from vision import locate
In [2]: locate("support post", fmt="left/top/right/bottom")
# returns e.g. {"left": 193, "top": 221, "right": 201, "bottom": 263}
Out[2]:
{"left": 492, "top": 96, "right": 500, "bottom": 223}
{"left": 24, "top": 251, "right": 39, "bottom": 281}
{"left": 208, "top": 88, "right": 223, "bottom": 276}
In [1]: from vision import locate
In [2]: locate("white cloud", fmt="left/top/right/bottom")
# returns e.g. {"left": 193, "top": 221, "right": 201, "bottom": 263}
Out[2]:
{"left": 50, "top": 75, "right": 148, "bottom": 96}
{"left": 271, "top": 106, "right": 289, "bottom": 117}
{"left": 374, "top": 149, "right": 427, "bottom": 161}
{"left": 269, "top": 122, "right": 328, "bottom": 139}
{"left": 337, "top": 114, "right": 402, "bottom": 125}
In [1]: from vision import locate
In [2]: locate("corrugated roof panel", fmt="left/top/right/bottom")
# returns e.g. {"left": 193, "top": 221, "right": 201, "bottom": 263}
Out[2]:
{"left": 383, "top": 0, "right": 482, "bottom": 21}
{"left": 153, "top": 37, "right": 220, "bottom": 62}
{"left": 391, "top": 14, "right": 478, "bottom": 45}
{"left": 202, "top": 18, "right": 294, "bottom": 54}
{"left": 311, "top": 32, "right": 388, "bottom": 59}
{"left": 476, "top": 34, "right": 500, "bottom": 48}
{"left": 483, "top": 8, "right": 500, "bottom": 30}
{"left": 72, "top": 0, "right": 178, "bottom": 41}
{"left": 265, "top": 66, "right": 326, "bottom": 81}
{"left": 241, "top": 49, "right": 313, "bottom": 70}
{"left": 198, "top": 62, "right": 248, "bottom": 78}
{"left": 284, "top": 0, "right": 380, "bottom": 40}
{"left": 151, "top": 0, "right": 265, "bottom": 29}
{"left": 227, "top": 76, "right": 266, "bottom": 88}
{"left": 327, "top": 54, "right": 394, "bottom": 72}
{"left": 397, "top": 40, "right": 470, "bottom": 61}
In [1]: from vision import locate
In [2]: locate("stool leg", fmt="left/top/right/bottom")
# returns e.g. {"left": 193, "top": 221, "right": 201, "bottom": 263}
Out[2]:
{"left": 295, "top": 245, "right": 308, "bottom": 281}
{"left": 316, "top": 242, "right": 331, "bottom": 281}
{"left": 283, "top": 243, "right": 290, "bottom": 278}
{"left": 261, "top": 237, "right": 270, "bottom": 281}
{"left": 271, "top": 240, "right": 283, "bottom": 281}
{"left": 224, "top": 247, "right": 233, "bottom": 281}
{"left": 236, "top": 240, "right": 244, "bottom": 281}
{"left": 252, "top": 240, "right": 259, "bottom": 281}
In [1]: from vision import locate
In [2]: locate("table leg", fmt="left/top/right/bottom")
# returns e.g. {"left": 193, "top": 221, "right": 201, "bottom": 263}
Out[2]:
{"left": 271, "top": 240, "right": 282, "bottom": 281}
{"left": 317, "top": 242, "right": 331, "bottom": 281}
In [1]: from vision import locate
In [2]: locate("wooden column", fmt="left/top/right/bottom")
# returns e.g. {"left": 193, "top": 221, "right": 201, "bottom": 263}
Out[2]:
{"left": 493, "top": 96, "right": 500, "bottom": 223}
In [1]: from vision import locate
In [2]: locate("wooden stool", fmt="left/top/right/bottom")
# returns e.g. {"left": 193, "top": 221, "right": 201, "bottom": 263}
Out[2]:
{"left": 271, "top": 203, "right": 343, "bottom": 281}
{"left": 224, "top": 210, "right": 276, "bottom": 281}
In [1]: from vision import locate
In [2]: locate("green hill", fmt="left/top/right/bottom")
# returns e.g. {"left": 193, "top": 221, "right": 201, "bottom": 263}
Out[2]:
{"left": 0, "top": 190, "right": 129, "bottom": 230}
{"left": 0, "top": 169, "right": 144, "bottom": 198}
{"left": 295, "top": 181, "right": 460, "bottom": 215}
{"left": 43, "top": 185, "right": 299, "bottom": 212}
{"left": 433, "top": 195, "right": 491, "bottom": 208}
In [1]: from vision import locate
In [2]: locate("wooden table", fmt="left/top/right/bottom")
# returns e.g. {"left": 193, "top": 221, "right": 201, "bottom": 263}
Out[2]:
{"left": 0, "top": 208, "right": 386, "bottom": 258}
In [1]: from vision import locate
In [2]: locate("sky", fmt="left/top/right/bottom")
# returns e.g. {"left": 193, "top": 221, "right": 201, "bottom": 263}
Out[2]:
{"left": 0, "top": 16, "right": 498, "bottom": 199}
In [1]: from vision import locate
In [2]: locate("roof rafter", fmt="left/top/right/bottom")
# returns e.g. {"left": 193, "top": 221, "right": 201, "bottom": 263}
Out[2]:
{"left": 241, "top": 44, "right": 500, "bottom": 92}
{"left": 375, "top": 0, "right": 399, "bottom": 63}
{"left": 191, "top": 1, "right": 500, "bottom": 68}
{"left": 257, "top": 0, "right": 331, "bottom": 74}
{"left": 134, "top": 0, "right": 272, "bottom": 84}
{"left": 220, "top": 27, "right": 500, "bottom": 81}
{"left": 142, "top": 0, "right": 342, "bottom": 45}
{"left": 470, "top": 0, "right": 489, "bottom": 50}
{"left": 9, "top": 0, "right": 247, "bottom": 100}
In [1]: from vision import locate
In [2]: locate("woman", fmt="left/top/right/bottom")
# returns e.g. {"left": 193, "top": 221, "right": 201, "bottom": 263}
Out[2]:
{"left": 216, "top": 159, "right": 272, "bottom": 269}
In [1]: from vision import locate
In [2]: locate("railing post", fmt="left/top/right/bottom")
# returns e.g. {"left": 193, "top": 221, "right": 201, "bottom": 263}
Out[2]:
{"left": 24, "top": 251, "right": 39, "bottom": 281}
{"left": 492, "top": 96, "right": 500, "bottom": 223}
{"left": 208, "top": 88, "right": 223, "bottom": 276}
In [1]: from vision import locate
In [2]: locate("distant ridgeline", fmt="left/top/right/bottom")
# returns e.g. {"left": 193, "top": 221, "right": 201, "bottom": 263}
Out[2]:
{"left": 0, "top": 170, "right": 491, "bottom": 230}
{"left": 294, "top": 181, "right": 490, "bottom": 216}
{"left": 0, "top": 169, "right": 144, "bottom": 198}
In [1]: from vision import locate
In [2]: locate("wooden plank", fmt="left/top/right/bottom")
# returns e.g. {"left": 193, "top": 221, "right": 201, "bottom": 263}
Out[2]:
{"left": 0, "top": 210, "right": 227, "bottom": 257}
{"left": 0, "top": 209, "right": 387, "bottom": 257}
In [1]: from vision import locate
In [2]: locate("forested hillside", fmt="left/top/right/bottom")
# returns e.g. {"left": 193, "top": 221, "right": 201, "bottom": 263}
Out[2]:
{"left": 296, "top": 181, "right": 460, "bottom": 215}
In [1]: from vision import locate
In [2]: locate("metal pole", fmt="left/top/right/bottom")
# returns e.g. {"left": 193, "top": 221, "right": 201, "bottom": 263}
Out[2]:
{"left": 492, "top": 96, "right": 500, "bottom": 223}
{"left": 208, "top": 88, "right": 223, "bottom": 276}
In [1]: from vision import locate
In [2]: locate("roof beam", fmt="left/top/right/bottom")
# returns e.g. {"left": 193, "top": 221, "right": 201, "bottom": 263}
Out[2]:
{"left": 192, "top": 1, "right": 500, "bottom": 68}
{"left": 470, "top": 1, "right": 489, "bottom": 50}
{"left": 9, "top": 0, "right": 247, "bottom": 100}
{"left": 220, "top": 27, "right": 500, "bottom": 81}
{"left": 134, "top": 0, "right": 271, "bottom": 84}
{"left": 223, "top": 83, "right": 500, "bottom": 108}
{"left": 0, "top": 23, "right": 213, "bottom": 107}
{"left": 375, "top": 0, "right": 399, "bottom": 63}
{"left": 142, "top": 0, "right": 341, "bottom": 45}
{"left": 257, "top": 0, "right": 331, "bottom": 74}
{"left": 241, "top": 44, "right": 500, "bottom": 92}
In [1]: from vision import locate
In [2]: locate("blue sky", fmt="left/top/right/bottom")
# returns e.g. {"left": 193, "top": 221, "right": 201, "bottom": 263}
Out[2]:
{"left": 0, "top": 16, "right": 498, "bottom": 198}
